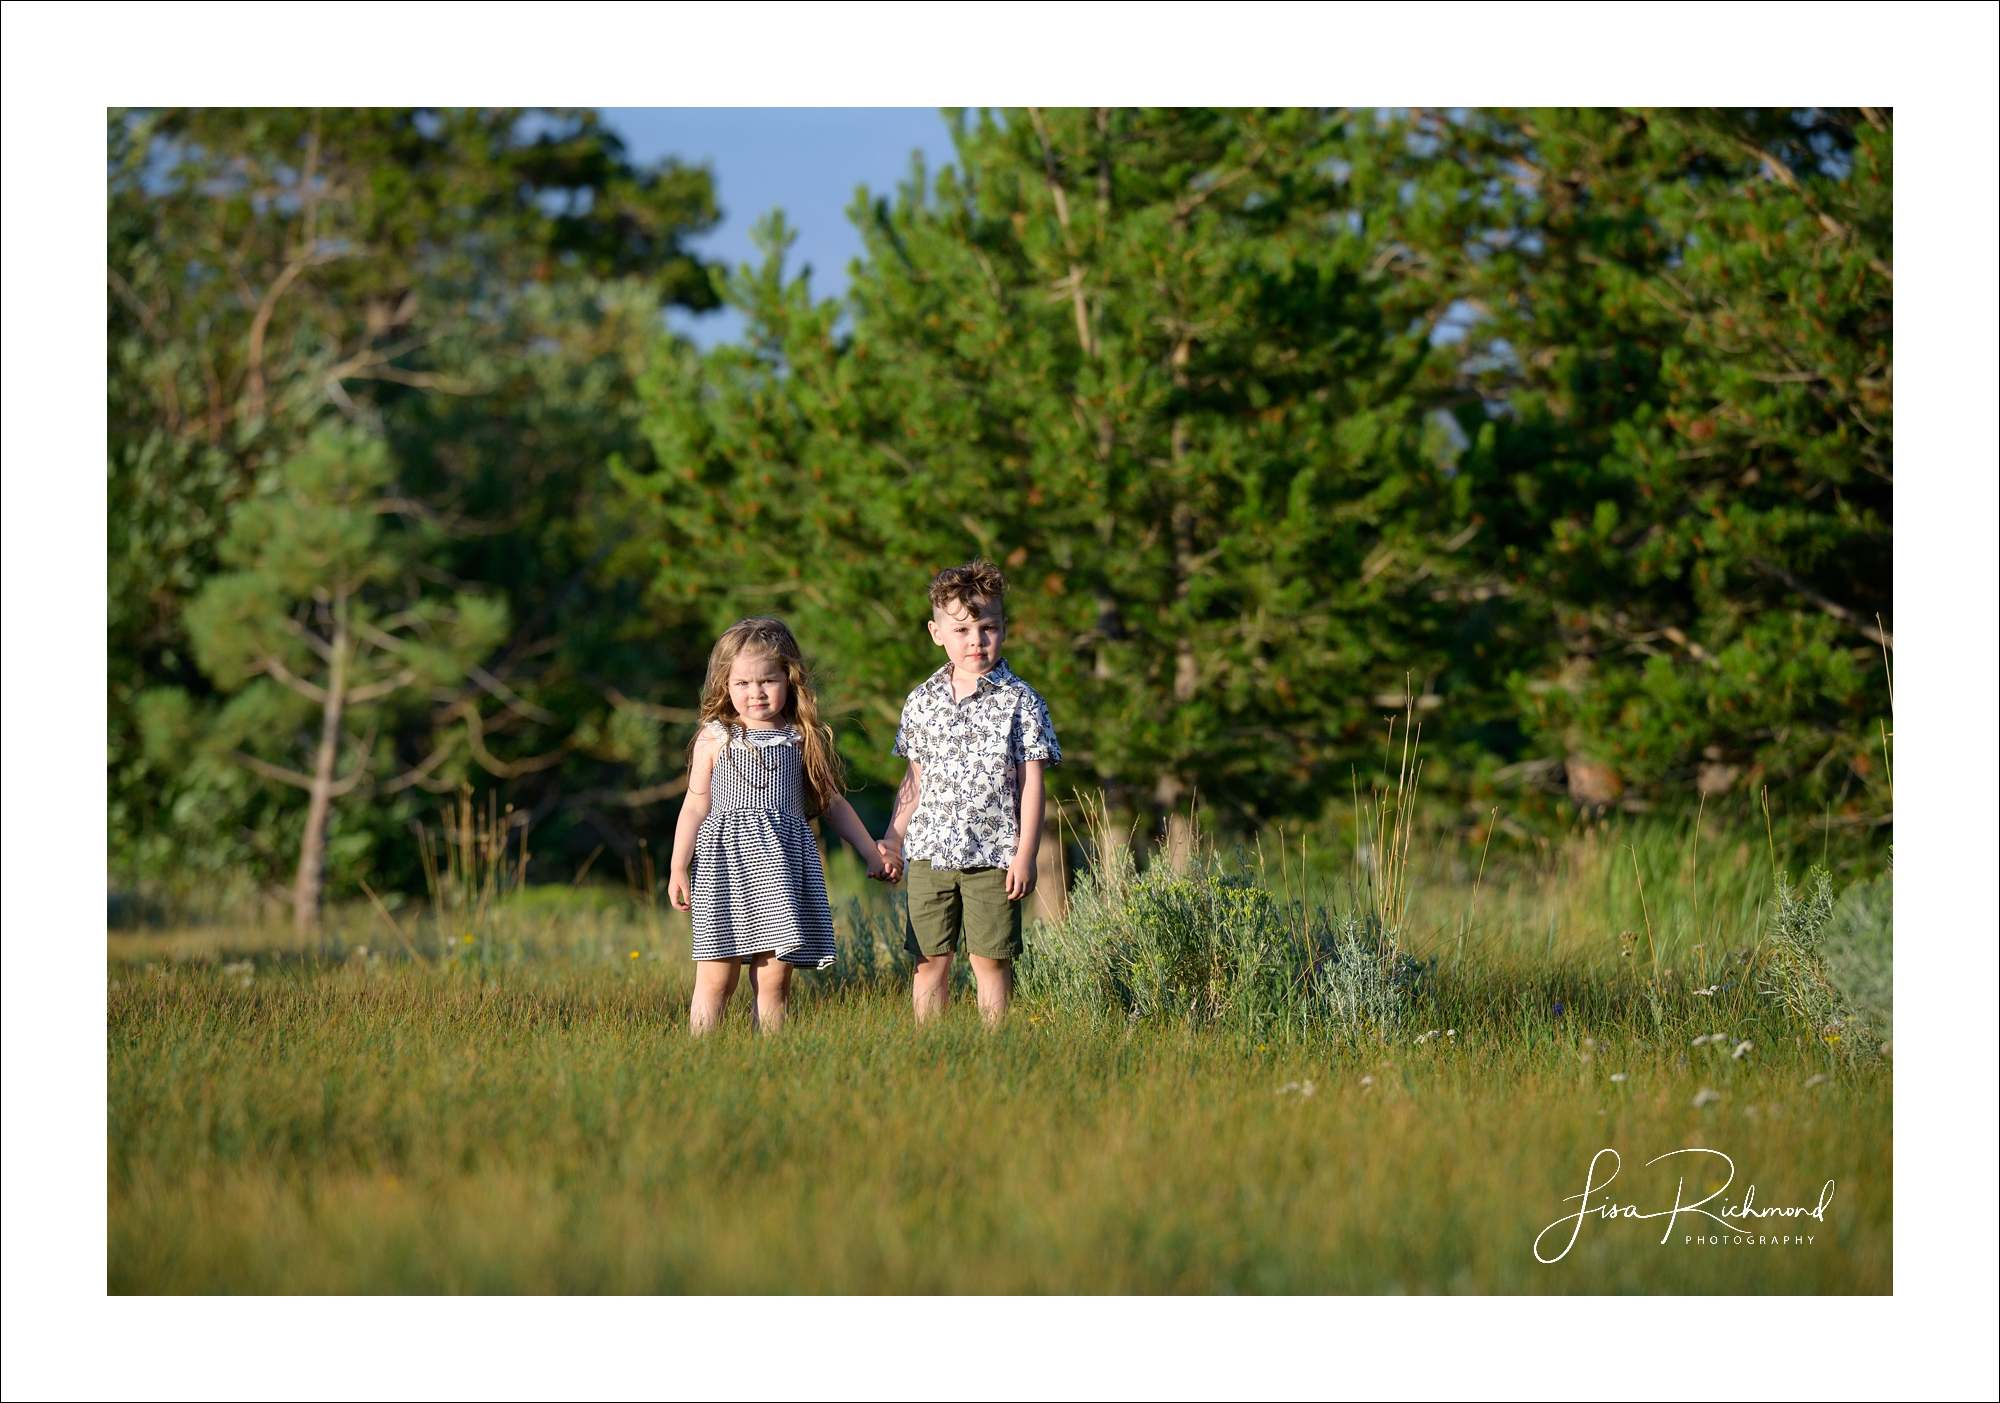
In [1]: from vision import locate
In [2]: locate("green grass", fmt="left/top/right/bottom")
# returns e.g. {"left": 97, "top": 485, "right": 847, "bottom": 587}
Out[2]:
{"left": 107, "top": 818, "right": 1891, "bottom": 1294}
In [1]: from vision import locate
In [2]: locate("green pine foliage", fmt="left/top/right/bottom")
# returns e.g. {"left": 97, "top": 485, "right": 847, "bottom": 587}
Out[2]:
{"left": 1371, "top": 108, "right": 1892, "bottom": 809}
{"left": 109, "top": 107, "right": 1895, "bottom": 909}
{"left": 109, "top": 109, "right": 723, "bottom": 896}
{"left": 151, "top": 430, "right": 511, "bottom": 926}
{"left": 626, "top": 109, "right": 1475, "bottom": 823}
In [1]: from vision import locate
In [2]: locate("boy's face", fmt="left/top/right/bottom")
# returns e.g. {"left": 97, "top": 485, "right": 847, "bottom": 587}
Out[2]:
{"left": 927, "top": 596, "right": 1005, "bottom": 676}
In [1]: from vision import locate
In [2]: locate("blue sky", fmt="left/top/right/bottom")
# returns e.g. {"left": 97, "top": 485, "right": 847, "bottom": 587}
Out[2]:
{"left": 598, "top": 108, "right": 959, "bottom": 346}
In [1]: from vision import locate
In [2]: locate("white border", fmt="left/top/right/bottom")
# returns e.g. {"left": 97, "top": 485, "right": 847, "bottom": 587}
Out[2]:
{"left": 5, "top": 2, "right": 1994, "bottom": 1399}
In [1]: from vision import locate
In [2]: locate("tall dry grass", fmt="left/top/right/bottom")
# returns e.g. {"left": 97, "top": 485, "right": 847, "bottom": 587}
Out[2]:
{"left": 107, "top": 792, "right": 1892, "bottom": 1294}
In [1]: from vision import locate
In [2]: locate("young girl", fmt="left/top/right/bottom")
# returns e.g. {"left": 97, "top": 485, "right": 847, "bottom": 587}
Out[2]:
{"left": 668, "top": 617, "right": 888, "bottom": 1033}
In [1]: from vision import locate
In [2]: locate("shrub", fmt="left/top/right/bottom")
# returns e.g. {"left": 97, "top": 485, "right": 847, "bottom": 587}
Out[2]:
{"left": 1023, "top": 844, "right": 1411, "bottom": 1043}
{"left": 1759, "top": 865, "right": 1871, "bottom": 1055}
{"left": 1824, "top": 862, "right": 1892, "bottom": 1038}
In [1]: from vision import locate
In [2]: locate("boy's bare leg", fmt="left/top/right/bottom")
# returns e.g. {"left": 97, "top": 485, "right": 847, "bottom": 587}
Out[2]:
{"left": 912, "top": 952, "right": 954, "bottom": 1023}
{"left": 970, "top": 955, "right": 1013, "bottom": 1027}
{"left": 747, "top": 953, "right": 793, "bottom": 1033}
{"left": 690, "top": 959, "right": 741, "bottom": 1034}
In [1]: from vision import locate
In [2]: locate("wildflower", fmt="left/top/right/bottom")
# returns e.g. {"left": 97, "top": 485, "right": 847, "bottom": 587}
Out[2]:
{"left": 1609, "top": 1072, "right": 1628, "bottom": 1083}
{"left": 1692, "top": 984, "right": 1721, "bottom": 997}
{"left": 1301, "top": 1080, "right": 1316, "bottom": 1097}
{"left": 630, "top": 951, "right": 640, "bottom": 959}
{"left": 1551, "top": 1001, "right": 1565, "bottom": 1018}
{"left": 1804, "top": 1074, "right": 1831, "bottom": 1089}
{"left": 1731, "top": 1040, "right": 1754, "bottom": 1060}
{"left": 1415, "top": 1029, "right": 1440, "bottom": 1044}
{"left": 1359, "top": 1075, "right": 1376, "bottom": 1088}
{"left": 1690, "top": 1087, "right": 1721, "bottom": 1108}
{"left": 1446, "top": 1029, "right": 1457, "bottom": 1038}
{"left": 1276, "top": 1081, "right": 1301, "bottom": 1096}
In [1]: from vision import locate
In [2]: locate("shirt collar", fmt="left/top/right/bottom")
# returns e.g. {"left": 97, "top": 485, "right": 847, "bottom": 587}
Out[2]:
{"left": 926, "top": 658, "right": 1015, "bottom": 699}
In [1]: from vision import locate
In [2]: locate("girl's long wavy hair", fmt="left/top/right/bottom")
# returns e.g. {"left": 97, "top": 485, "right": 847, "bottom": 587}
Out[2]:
{"left": 692, "top": 617, "right": 846, "bottom": 817}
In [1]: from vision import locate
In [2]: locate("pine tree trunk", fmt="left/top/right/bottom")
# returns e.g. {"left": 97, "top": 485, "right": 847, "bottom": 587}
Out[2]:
{"left": 293, "top": 612, "right": 349, "bottom": 935}
{"left": 1034, "top": 793, "right": 1069, "bottom": 923}
{"left": 1164, "top": 813, "right": 1196, "bottom": 874}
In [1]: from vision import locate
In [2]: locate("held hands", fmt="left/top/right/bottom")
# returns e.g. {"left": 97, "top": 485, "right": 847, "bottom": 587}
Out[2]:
{"left": 874, "top": 838, "right": 905, "bottom": 884}
{"left": 668, "top": 868, "right": 693, "bottom": 912}
{"left": 1004, "top": 851, "right": 1038, "bottom": 902}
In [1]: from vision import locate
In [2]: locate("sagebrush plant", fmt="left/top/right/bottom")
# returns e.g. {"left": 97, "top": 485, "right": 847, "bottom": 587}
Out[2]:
{"left": 1021, "top": 806, "right": 1412, "bottom": 1043}
{"left": 1824, "top": 861, "right": 1892, "bottom": 1037}
{"left": 1315, "top": 910, "right": 1412, "bottom": 1040}
{"left": 1759, "top": 865, "right": 1870, "bottom": 1055}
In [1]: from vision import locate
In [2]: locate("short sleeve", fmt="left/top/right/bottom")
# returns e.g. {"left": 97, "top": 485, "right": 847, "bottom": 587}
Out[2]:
{"left": 1018, "top": 692, "right": 1060, "bottom": 766}
{"left": 891, "top": 695, "right": 924, "bottom": 763}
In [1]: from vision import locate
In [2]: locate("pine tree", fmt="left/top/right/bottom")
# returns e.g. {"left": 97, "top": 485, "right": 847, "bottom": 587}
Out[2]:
{"left": 154, "top": 430, "right": 509, "bottom": 930}
{"left": 1366, "top": 108, "right": 1892, "bottom": 812}
{"left": 627, "top": 108, "right": 1466, "bottom": 831}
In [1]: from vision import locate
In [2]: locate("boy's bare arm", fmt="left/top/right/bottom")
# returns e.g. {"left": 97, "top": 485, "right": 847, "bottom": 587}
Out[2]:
{"left": 878, "top": 760, "right": 922, "bottom": 879}
{"left": 1005, "top": 760, "right": 1045, "bottom": 901}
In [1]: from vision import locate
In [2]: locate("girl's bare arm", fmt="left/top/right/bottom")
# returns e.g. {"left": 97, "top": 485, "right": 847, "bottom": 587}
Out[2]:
{"left": 822, "top": 796, "right": 889, "bottom": 880}
{"left": 667, "top": 729, "right": 721, "bottom": 911}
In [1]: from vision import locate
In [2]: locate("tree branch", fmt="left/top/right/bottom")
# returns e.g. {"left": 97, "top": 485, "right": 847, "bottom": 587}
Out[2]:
{"left": 1734, "top": 136, "right": 1890, "bottom": 282}
{"left": 602, "top": 686, "right": 700, "bottom": 724}
{"left": 561, "top": 776, "right": 693, "bottom": 811}
{"left": 1749, "top": 557, "right": 1892, "bottom": 649}
{"left": 376, "top": 733, "right": 462, "bottom": 795}
{"left": 1026, "top": 107, "right": 1095, "bottom": 358}
{"left": 470, "top": 664, "right": 559, "bottom": 723}
{"left": 620, "top": 777, "right": 691, "bottom": 807}
{"left": 346, "top": 668, "right": 420, "bottom": 705}
{"left": 257, "top": 654, "right": 329, "bottom": 703}
{"left": 229, "top": 751, "right": 317, "bottom": 790}
{"left": 458, "top": 702, "right": 571, "bottom": 777}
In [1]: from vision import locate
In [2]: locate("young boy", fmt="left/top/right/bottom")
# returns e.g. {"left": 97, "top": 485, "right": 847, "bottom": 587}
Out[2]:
{"left": 876, "top": 560, "right": 1060, "bottom": 1025}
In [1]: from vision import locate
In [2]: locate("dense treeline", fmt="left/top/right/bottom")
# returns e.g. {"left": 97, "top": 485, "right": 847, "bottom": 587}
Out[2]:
{"left": 109, "top": 107, "right": 1891, "bottom": 919}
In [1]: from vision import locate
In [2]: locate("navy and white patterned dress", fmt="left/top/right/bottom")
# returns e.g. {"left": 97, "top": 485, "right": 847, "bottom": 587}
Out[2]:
{"left": 690, "top": 722, "right": 836, "bottom": 969}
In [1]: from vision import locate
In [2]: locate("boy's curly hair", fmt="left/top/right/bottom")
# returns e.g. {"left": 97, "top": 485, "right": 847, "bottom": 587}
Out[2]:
{"left": 929, "top": 559, "right": 1008, "bottom": 618}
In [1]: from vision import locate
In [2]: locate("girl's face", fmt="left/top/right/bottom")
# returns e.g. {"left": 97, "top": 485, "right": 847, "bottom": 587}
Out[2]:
{"left": 727, "top": 652, "right": 790, "bottom": 725}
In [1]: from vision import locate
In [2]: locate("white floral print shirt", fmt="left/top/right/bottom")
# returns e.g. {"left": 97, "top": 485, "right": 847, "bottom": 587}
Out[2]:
{"left": 893, "top": 659, "right": 1061, "bottom": 871}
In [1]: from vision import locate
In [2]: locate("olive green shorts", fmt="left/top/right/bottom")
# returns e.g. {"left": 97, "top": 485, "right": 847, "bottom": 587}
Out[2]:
{"left": 903, "top": 860, "right": 1024, "bottom": 961}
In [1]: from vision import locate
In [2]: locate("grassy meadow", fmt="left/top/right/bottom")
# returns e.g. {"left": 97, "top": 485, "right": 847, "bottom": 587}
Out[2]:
{"left": 108, "top": 808, "right": 1892, "bottom": 1295}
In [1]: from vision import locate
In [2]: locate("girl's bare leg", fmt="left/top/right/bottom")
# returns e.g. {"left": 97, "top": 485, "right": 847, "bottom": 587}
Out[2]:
{"left": 690, "top": 959, "right": 741, "bottom": 1034}
{"left": 747, "top": 953, "right": 794, "bottom": 1033}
